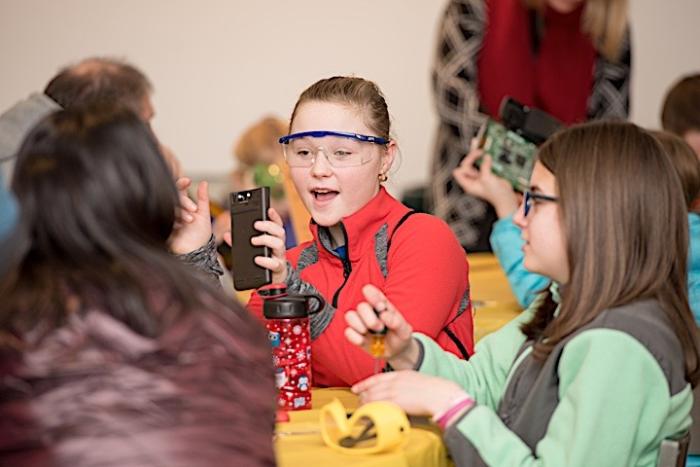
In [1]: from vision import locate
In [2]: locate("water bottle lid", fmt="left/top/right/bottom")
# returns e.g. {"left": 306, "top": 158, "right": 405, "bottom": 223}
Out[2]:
{"left": 263, "top": 296, "right": 309, "bottom": 319}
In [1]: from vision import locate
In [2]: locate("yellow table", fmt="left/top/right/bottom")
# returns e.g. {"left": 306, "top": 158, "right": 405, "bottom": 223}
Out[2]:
{"left": 468, "top": 253, "right": 522, "bottom": 342}
{"left": 275, "top": 389, "right": 450, "bottom": 467}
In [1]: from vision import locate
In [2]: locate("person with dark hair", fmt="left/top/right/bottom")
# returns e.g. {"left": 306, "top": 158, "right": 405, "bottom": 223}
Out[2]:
{"left": 0, "top": 108, "right": 276, "bottom": 466}
{"left": 431, "top": 0, "right": 631, "bottom": 252}
{"left": 662, "top": 73, "right": 700, "bottom": 158}
{"left": 348, "top": 121, "right": 699, "bottom": 466}
{"left": 41, "top": 56, "right": 220, "bottom": 282}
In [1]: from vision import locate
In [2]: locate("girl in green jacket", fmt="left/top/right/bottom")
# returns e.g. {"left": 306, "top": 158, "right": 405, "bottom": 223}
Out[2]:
{"left": 345, "top": 121, "right": 700, "bottom": 466}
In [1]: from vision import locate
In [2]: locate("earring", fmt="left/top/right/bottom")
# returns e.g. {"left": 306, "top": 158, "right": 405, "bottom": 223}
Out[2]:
{"left": 378, "top": 173, "right": 388, "bottom": 182}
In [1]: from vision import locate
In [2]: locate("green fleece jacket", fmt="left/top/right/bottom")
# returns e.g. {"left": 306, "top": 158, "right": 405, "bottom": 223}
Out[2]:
{"left": 414, "top": 298, "right": 692, "bottom": 466}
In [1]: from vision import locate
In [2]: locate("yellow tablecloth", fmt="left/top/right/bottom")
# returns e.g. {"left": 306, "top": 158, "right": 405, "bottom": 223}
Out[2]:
{"left": 275, "top": 389, "right": 450, "bottom": 467}
{"left": 468, "top": 253, "right": 522, "bottom": 342}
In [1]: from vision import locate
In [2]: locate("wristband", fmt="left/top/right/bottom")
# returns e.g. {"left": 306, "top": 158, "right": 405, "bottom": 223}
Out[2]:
{"left": 433, "top": 394, "right": 474, "bottom": 430}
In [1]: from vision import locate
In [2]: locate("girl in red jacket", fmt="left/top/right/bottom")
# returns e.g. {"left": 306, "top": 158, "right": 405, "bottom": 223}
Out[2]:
{"left": 247, "top": 76, "right": 474, "bottom": 387}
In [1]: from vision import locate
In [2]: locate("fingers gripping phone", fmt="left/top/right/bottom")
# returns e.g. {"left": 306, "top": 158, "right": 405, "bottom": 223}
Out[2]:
{"left": 230, "top": 187, "right": 272, "bottom": 291}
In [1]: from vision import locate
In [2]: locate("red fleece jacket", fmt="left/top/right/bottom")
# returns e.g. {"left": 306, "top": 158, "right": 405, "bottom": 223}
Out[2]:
{"left": 248, "top": 188, "right": 474, "bottom": 387}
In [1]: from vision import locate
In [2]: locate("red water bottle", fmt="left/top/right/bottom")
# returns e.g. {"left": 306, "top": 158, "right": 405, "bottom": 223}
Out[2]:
{"left": 261, "top": 286, "right": 323, "bottom": 411}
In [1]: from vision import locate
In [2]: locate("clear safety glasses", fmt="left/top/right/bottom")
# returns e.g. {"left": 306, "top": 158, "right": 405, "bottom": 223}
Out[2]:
{"left": 279, "top": 130, "right": 388, "bottom": 168}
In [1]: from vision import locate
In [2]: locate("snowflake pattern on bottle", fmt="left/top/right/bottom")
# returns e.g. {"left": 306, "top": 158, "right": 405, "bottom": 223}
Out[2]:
{"left": 265, "top": 317, "right": 312, "bottom": 410}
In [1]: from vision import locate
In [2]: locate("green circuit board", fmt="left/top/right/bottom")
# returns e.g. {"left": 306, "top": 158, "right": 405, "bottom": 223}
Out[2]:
{"left": 476, "top": 119, "right": 537, "bottom": 191}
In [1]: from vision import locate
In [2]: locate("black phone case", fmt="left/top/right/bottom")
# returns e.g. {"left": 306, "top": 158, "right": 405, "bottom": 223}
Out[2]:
{"left": 230, "top": 187, "right": 272, "bottom": 291}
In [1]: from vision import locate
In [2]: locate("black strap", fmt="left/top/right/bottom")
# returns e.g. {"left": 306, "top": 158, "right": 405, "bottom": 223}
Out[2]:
{"left": 444, "top": 326, "right": 471, "bottom": 360}
{"left": 387, "top": 210, "right": 472, "bottom": 361}
{"left": 386, "top": 210, "right": 418, "bottom": 254}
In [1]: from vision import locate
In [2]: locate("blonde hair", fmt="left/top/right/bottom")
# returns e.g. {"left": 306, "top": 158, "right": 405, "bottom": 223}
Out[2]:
{"left": 233, "top": 116, "right": 288, "bottom": 167}
{"left": 522, "top": 0, "right": 628, "bottom": 62}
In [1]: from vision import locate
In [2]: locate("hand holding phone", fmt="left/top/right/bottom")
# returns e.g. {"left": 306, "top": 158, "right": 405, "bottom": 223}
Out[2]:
{"left": 230, "top": 187, "right": 273, "bottom": 290}
{"left": 230, "top": 186, "right": 289, "bottom": 290}
{"left": 250, "top": 206, "right": 288, "bottom": 284}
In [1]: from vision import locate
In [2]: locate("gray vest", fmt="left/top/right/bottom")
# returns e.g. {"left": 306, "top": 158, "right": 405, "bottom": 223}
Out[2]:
{"left": 444, "top": 300, "right": 687, "bottom": 466}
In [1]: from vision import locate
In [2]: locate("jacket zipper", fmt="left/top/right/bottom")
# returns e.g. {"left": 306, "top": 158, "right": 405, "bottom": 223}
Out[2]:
{"left": 330, "top": 224, "right": 352, "bottom": 308}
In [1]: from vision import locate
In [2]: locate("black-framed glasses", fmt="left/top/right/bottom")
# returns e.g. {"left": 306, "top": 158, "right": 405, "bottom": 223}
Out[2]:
{"left": 523, "top": 190, "right": 558, "bottom": 217}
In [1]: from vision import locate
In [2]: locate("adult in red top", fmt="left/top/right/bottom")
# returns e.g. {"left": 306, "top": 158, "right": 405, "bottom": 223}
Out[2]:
{"left": 247, "top": 76, "right": 473, "bottom": 387}
{"left": 431, "top": 0, "right": 631, "bottom": 252}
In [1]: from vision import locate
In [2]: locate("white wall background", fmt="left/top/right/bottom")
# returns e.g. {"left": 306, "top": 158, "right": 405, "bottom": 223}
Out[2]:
{"left": 1, "top": 0, "right": 699, "bottom": 196}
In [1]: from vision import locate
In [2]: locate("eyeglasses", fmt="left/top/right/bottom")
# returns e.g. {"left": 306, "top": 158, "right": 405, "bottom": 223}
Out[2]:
{"left": 523, "top": 190, "right": 558, "bottom": 217}
{"left": 279, "top": 130, "right": 388, "bottom": 168}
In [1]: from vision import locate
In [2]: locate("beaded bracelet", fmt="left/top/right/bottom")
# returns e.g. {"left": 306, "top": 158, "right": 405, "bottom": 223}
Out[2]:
{"left": 433, "top": 394, "right": 475, "bottom": 430}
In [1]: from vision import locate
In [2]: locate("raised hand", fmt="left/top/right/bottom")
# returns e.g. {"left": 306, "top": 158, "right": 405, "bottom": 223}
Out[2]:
{"left": 169, "top": 177, "right": 213, "bottom": 255}
{"left": 452, "top": 139, "right": 519, "bottom": 219}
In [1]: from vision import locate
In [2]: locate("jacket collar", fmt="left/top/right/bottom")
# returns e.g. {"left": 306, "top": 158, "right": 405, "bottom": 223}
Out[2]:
{"left": 309, "top": 187, "right": 397, "bottom": 263}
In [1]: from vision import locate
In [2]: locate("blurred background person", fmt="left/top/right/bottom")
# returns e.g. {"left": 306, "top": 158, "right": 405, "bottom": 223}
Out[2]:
{"left": 662, "top": 73, "right": 700, "bottom": 158}
{"left": 650, "top": 131, "right": 700, "bottom": 321}
{"left": 42, "top": 56, "right": 223, "bottom": 281}
{"left": 0, "top": 172, "right": 19, "bottom": 276}
{"left": 431, "top": 0, "right": 631, "bottom": 252}
{"left": 213, "top": 115, "right": 310, "bottom": 255}
{"left": 661, "top": 73, "right": 700, "bottom": 212}
{"left": 44, "top": 56, "right": 183, "bottom": 178}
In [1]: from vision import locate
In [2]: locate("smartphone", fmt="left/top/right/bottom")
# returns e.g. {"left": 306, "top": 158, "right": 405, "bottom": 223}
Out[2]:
{"left": 230, "top": 187, "right": 272, "bottom": 291}
{"left": 475, "top": 119, "right": 537, "bottom": 191}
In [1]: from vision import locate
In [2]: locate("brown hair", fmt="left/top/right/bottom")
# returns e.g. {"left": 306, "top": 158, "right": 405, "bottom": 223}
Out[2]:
{"left": 234, "top": 116, "right": 288, "bottom": 167}
{"left": 521, "top": 121, "right": 700, "bottom": 386}
{"left": 661, "top": 74, "right": 700, "bottom": 137}
{"left": 651, "top": 131, "right": 700, "bottom": 210}
{"left": 288, "top": 76, "right": 391, "bottom": 140}
{"left": 45, "top": 57, "right": 153, "bottom": 119}
{"left": 522, "top": 0, "right": 628, "bottom": 61}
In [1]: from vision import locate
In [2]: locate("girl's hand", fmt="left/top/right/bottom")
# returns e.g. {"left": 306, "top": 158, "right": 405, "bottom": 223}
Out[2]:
{"left": 452, "top": 139, "right": 519, "bottom": 219}
{"left": 169, "top": 178, "right": 213, "bottom": 254}
{"left": 251, "top": 207, "right": 287, "bottom": 284}
{"left": 344, "top": 284, "right": 419, "bottom": 370}
{"left": 351, "top": 371, "right": 467, "bottom": 417}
